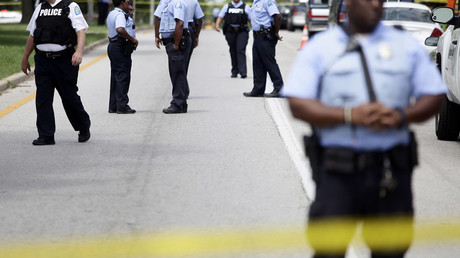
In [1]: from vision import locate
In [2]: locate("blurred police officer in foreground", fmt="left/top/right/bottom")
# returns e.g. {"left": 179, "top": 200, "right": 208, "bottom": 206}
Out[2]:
{"left": 22, "top": 0, "right": 91, "bottom": 145}
{"left": 283, "top": 0, "right": 446, "bottom": 256}
{"left": 215, "top": 0, "right": 251, "bottom": 79}
{"left": 107, "top": 0, "right": 138, "bottom": 114}
{"left": 243, "top": 0, "right": 283, "bottom": 97}
{"left": 154, "top": 0, "right": 190, "bottom": 114}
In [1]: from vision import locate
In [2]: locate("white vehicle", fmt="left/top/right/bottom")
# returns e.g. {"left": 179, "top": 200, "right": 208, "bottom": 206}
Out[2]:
{"left": 382, "top": 2, "right": 443, "bottom": 58}
{"left": 426, "top": 7, "right": 460, "bottom": 140}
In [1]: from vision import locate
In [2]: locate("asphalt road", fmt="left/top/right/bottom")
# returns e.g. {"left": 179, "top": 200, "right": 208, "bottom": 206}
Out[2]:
{"left": 0, "top": 29, "right": 459, "bottom": 257}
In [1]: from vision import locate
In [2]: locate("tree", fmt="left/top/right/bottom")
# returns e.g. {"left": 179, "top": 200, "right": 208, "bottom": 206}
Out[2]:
{"left": 20, "top": 0, "right": 34, "bottom": 24}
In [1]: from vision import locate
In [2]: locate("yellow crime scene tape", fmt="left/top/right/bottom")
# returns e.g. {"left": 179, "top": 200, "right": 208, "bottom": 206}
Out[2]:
{"left": 1, "top": 38, "right": 460, "bottom": 257}
{"left": 1, "top": 218, "right": 460, "bottom": 257}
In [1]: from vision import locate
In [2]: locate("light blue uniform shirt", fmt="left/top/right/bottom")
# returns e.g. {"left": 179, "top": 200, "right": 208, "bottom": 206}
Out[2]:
{"left": 107, "top": 7, "right": 128, "bottom": 39}
{"left": 156, "top": 0, "right": 187, "bottom": 38}
{"left": 184, "top": 0, "right": 204, "bottom": 23}
{"left": 250, "top": 0, "right": 279, "bottom": 31}
{"left": 218, "top": 1, "right": 251, "bottom": 26}
{"left": 283, "top": 23, "right": 447, "bottom": 151}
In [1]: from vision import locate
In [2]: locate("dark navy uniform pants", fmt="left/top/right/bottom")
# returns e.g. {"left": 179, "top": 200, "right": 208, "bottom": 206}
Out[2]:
{"left": 185, "top": 23, "right": 196, "bottom": 98}
{"left": 251, "top": 34, "right": 283, "bottom": 94}
{"left": 165, "top": 38, "right": 191, "bottom": 109}
{"left": 308, "top": 161, "right": 414, "bottom": 258}
{"left": 34, "top": 52, "right": 91, "bottom": 138}
{"left": 225, "top": 30, "right": 248, "bottom": 76}
{"left": 108, "top": 41, "right": 132, "bottom": 111}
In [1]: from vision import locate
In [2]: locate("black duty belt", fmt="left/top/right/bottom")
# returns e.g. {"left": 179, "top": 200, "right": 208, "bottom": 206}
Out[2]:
{"left": 35, "top": 48, "right": 74, "bottom": 59}
{"left": 253, "top": 29, "right": 269, "bottom": 36}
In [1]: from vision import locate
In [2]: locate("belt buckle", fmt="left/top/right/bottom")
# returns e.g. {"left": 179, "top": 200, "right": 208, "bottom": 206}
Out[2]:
{"left": 45, "top": 52, "right": 52, "bottom": 58}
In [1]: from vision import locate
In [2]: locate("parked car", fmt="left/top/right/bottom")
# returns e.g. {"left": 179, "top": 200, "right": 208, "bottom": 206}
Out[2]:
{"left": 0, "top": 10, "right": 22, "bottom": 24}
{"left": 382, "top": 2, "right": 443, "bottom": 58}
{"left": 286, "top": 0, "right": 307, "bottom": 31}
{"left": 306, "top": 0, "right": 330, "bottom": 36}
{"left": 426, "top": 7, "right": 460, "bottom": 140}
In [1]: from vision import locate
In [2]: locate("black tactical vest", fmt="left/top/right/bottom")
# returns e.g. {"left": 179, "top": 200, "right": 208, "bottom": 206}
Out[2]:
{"left": 224, "top": 3, "right": 248, "bottom": 26}
{"left": 34, "top": 0, "right": 77, "bottom": 47}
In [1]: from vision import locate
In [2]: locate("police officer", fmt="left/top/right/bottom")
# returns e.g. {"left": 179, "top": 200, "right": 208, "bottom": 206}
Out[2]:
{"left": 283, "top": 0, "right": 447, "bottom": 256}
{"left": 243, "top": 0, "right": 283, "bottom": 97}
{"left": 184, "top": 0, "right": 204, "bottom": 98}
{"left": 215, "top": 0, "right": 251, "bottom": 78}
{"left": 154, "top": 0, "right": 190, "bottom": 114}
{"left": 21, "top": 0, "right": 91, "bottom": 145}
{"left": 107, "top": 0, "right": 138, "bottom": 114}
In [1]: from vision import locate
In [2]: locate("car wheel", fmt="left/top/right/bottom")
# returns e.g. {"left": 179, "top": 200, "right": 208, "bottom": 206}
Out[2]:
{"left": 435, "top": 95, "right": 460, "bottom": 141}
{"left": 287, "top": 17, "right": 294, "bottom": 31}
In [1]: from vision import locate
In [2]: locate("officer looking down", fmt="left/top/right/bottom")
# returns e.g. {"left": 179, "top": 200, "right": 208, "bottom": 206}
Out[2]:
{"left": 283, "top": 0, "right": 447, "bottom": 256}
{"left": 107, "top": 0, "right": 138, "bottom": 114}
{"left": 22, "top": 0, "right": 91, "bottom": 145}
{"left": 215, "top": 0, "right": 251, "bottom": 79}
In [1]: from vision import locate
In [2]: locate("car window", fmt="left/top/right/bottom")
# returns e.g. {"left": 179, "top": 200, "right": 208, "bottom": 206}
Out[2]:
{"left": 382, "top": 7, "right": 432, "bottom": 23}
{"left": 310, "top": 0, "right": 329, "bottom": 4}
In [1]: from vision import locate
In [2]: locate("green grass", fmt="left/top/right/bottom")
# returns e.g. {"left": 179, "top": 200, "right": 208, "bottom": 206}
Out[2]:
{"left": 0, "top": 24, "right": 108, "bottom": 80}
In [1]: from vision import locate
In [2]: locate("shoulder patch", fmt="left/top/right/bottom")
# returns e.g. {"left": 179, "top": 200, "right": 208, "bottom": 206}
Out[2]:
{"left": 175, "top": 2, "right": 183, "bottom": 9}
{"left": 267, "top": 0, "right": 273, "bottom": 6}
{"left": 74, "top": 6, "right": 81, "bottom": 15}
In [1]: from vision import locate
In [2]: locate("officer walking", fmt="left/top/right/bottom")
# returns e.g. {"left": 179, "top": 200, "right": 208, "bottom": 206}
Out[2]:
{"left": 107, "top": 0, "right": 138, "bottom": 114}
{"left": 215, "top": 0, "right": 251, "bottom": 79}
{"left": 21, "top": 0, "right": 91, "bottom": 145}
{"left": 154, "top": 0, "right": 190, "bottom": 114}
{"left": 283, "top": 0, "right": 446, "bottom": 256}
{"left": 243, "top": 0, "right": 283, "bottom": 97}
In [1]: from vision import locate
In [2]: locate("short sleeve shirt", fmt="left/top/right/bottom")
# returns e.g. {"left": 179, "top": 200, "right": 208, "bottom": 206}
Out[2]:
{"left": 107, "top": 7, "right": 128, "bottom": 39}
{"left": 27, "top": 0, "right": 88, "bottom": 51}
{"left": 282, "top": 23, "right": 447, "bottom": 151}
{"left": 250, "top": 0, "right": 279, "bottom": 31}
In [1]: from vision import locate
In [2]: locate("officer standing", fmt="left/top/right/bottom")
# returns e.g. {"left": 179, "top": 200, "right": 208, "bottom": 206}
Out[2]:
{"left": 184, "top": 0, "right": 204, "bottom": 99}
{"left": 283, "top": 0, "right": 446, "bottom": 256}
{"left": 243, "top": 0, "right": 283, "bottom": 97}
{"left": 107, "top": 0, "right": 138, "bottom": 114}
{"left": 215, "top": 0, "right": 251, "bottom": 79}
{"left": 154, "top": 0, "right": 190, "bottom": 114}
{"left": 98, "top": 0, "right": 109, "bottom": 25}
{"left": 21, "top": 0, "right": 91, "bottom": 145}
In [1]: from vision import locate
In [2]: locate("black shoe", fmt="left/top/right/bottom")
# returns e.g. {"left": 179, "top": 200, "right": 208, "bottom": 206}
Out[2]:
{"left": 264, "top": 90, "right": 281, "bottom": 98}
{"left": 231, "top": 74, "right": 238, "bottom": 78}
{"left": 241, "top": 73, "right": 247, "bottom": 79}
{"left": 108, "top": 109, "right": 116, "bottom": 113}
{"left": 78, "top": 128, "right": 91, "bottom": 143}
{"left": 243, "top": 91, "right": 264, "bottom": 97}
{"left": 163, "top": 105, "right": 187, "bottom": 114}
{"left": 117, "top": 105, "right": 136, "bottom": 114}
{"left": 32, "top": 137, "right": 55, "bottom": 146}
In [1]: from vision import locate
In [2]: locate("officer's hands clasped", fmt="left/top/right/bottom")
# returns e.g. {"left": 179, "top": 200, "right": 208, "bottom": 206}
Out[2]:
{"left": 351, "top": 102, "right": 403, "bottom": 130}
